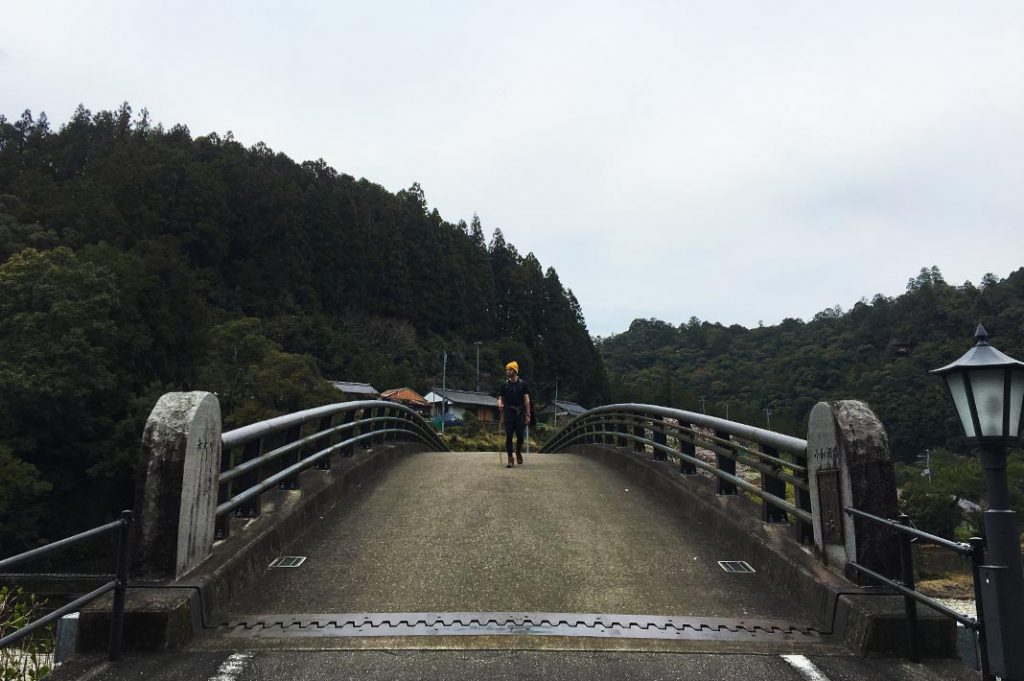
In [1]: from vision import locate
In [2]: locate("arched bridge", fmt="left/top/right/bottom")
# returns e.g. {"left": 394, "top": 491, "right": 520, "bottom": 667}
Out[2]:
{"left": 5, "top": 394, "right": 989, "bottom": 681}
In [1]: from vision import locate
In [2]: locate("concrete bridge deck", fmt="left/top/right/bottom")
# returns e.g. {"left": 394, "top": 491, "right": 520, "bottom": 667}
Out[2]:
{"left": 218, "top": 450, "right": 812, "bottom": 625}
{"left": 49, "top": 450, "right": 980, "bottom": 680}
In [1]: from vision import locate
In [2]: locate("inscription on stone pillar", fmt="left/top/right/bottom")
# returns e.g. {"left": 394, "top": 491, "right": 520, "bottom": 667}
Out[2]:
{"left": 816, "top": 469, "right": 844, "bottom": 545}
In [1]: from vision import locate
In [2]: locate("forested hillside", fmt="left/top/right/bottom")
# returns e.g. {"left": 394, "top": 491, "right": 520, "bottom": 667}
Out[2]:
{"left": 599, "top": 266, "right": 1024, "bottom": 462}
{"left": 0, "top": 105, "right": 607, "bottom": 550}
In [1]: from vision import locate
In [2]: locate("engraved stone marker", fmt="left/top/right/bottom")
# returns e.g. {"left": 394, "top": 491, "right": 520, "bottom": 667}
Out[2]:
{"left": 133, "top": 392, "right": 221, "bottom": 580}
{"left": 807, "top": 400, "right": 899, "bottom": 580}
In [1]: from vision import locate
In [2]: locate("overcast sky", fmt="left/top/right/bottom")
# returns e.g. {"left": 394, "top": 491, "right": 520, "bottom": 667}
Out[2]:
{"left": 2, "top": 1, "right": 1022, "bottom": 337}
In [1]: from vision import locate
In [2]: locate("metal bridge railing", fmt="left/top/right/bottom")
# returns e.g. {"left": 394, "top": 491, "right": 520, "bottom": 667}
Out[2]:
{"left": 216, "top": 400, "right": 447, "bottom": 539}
{"left": 540, "top": 403, "right": 813, "bottom": 542}
{"left": 844, "top": 507, "right": 991, "bottom": 678}
{"left": 0, "top": 511, "right": 133, "bottom": 661}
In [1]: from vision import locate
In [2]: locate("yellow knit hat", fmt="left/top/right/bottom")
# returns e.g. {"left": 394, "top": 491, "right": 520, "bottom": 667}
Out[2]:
{"left": 505, "top": 361, "right": 519, "bottom": 373}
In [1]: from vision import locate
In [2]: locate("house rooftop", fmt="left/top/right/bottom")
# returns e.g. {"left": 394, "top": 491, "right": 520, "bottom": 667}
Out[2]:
{"left": 547, "top": 400, "right": 587, "bottom": 415}
{"left": 427, "top": 387, "right": 498, "bottom": 407}
{"left": 381, "top": 387, "right": 428, "bottom": 405}
{"left": 329, "top": 381, "right": 379, "bottom": 396}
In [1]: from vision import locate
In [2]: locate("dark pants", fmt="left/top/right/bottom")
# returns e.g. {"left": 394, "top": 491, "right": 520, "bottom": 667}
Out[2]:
{"left": 504, "top": 409, "right": 525, "bottom": 457}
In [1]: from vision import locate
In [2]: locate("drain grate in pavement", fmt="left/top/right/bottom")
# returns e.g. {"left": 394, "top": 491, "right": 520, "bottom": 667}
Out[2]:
{"left": 717, "top": 560, "right": 755, "bottom": 574}
{"left": 269, "top": 556, "right": 307, "bottom": 569}
{"left": 218, "top": 612, "right": 820, "bottom": 642}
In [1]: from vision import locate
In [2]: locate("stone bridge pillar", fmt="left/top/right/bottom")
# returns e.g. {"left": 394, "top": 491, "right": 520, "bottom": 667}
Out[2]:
{"left": 132, "top": 392, "right": 221, "bottom": 580}
{"left": 806, "top": 400, "right": 899, "bottom": 580}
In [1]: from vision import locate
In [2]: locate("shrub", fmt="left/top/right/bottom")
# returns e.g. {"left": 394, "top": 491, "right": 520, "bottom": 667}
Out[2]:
{"left": 0, "top": 586, "right": 52, "bottom": 681}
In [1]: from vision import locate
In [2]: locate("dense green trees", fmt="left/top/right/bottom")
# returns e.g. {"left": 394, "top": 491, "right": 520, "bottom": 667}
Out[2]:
{"left": 0, "top": 105, "right": 607, "bottom": 551}
{"left": 600, "top": 268, "right": 1024, "bottom": 537}
{"left": 600, "top": 267, "right": 1024, "bottom": 461}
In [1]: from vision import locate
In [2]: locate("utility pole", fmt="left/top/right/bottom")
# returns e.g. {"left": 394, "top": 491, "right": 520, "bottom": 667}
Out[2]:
{"left": 699, "top": 396, "right": 706, "bottom": 414}
{"left": 763, "top": 407, "right": 772, "bottom": 430}
{"left": 441, "top": 350, "right": 447, "bottom": 435}
{"left": 474, "top": 341, "right": 482, "bottom": 392}
{"left": 553, "top": 377, "right": 559, "bottom": 427}
{"left": 725, "top": 402, "right": 730, "bottom": 420}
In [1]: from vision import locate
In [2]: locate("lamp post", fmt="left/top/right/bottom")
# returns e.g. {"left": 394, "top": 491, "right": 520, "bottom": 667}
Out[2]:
{"left": 931, "top": 324, "right": 1024, "bottom": 679}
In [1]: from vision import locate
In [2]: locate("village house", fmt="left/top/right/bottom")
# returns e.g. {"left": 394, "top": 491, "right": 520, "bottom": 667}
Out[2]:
{"left": 380, "top": 387, "right": 431, "bottom": 417}
{"left": 423, "top": 387, "right": 499, "bottom": 423}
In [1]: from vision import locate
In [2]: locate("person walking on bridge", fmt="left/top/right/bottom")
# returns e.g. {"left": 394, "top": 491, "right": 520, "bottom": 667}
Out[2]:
{"left": 497, "top": 361, "right": 531, "bottom": 468}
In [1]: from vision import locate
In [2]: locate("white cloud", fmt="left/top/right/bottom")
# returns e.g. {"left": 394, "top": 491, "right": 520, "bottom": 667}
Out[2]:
{"left": 2, "top": 1, "right": 1022, "bottom": 336}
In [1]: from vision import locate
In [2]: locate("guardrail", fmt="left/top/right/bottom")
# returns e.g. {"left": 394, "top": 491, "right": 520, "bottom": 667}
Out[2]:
{"left": 844, "top": 507, "right": 991, "bottom": 678}
{"left": 540, "top": 403, "right": 812, "bottom": 542}
{"left": 0, "top": 511, "right": 133, "bottom": 661}
{"left": 216, "top": 400, "right": 448, "bottom": 539}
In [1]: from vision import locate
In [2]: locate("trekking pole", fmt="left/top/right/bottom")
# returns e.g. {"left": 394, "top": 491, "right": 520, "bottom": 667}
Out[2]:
{"left": 497, "top": 411, "right": 502, "bottom": 466}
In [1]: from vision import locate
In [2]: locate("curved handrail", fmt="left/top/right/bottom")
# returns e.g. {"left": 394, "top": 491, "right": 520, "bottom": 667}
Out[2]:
{"left": 542, "top": 403, "right": 806, "bottom": 455}
{"left": 223, "top": 400, "right": 444, "bottom": 450}
{"left": 215, "top": 400, "right": 447, "bottom": 539}
{"left": 541, "top": 403, "right": 812, "bottom": 539}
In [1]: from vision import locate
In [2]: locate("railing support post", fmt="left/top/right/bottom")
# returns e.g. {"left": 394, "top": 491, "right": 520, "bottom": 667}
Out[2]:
{"left": 793, "top": 449, "right": 813, "bottom": 544}
{"left": 761, "top": 445, "right": 788, "bottom": 523}
{"left": 969, "top": 536, "right": 994, "bottom": 680}
{"left": 897, "top": 513, "right": 920, "bottom": 662}
{"left": 679, "top": 424, "right": 697, "bottom": 475}
{"left": 632, "top": 412, "right": 645, "bottom": 453}
{"left": 715, "top": 429, "right": 736, "bottom": 495}
{"left": 216, "top": 445, "right": 233, "bottom": 541}
{"left": 315, "top": 415, "right": 334, "bottom": 470}
{"left": 342, "top": 409, "right": 356, "bottom": 457}
{"left": 237, "top": 438, "right": 263, "bottom": 517}
{"left": 653, "top": 415, "right": 667, "bottom": 460}
{"left": 279, "top": 424, "right": 302, "bottom": 490}
{"left": 108, "top": 510, "right": 132, "bottom": 661}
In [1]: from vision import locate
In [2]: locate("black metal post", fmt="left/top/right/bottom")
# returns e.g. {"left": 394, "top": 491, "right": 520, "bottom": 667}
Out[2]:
{"left": 679, "top": 425, "right": 697, "bottom": 475}
{"left": 342, "top": 409, "right": 356, "bottom": 457}
{"left": 794, "top": 450, "right": 814, "bottom": 544}
{"left": 109, "top": 510, "right": 132, "bottom": 661}
{"left": 315, "top": 415, "right": 333, "bottom": 470}
{"left": 896, "top": 513, "right": 920, "bottom": 663}
{"left": 653, "top": 415, "right": 667, "bottom": 460}
{"left": 279, "top": 424, "right": 302, "bottom": 490}
{"left": 237, "top": 438, "right": 263, "bottom": 518}
{"left": 632, "top": 412, "right": 645, "bottom": 453}
{"left": 976, "top": 444, "right": 1024, "bottom": 680}
{"left": 216, "top": 441, "right": 233, "bottom": 540}
{"left": 761, "top": 445, "right": 788, "bottom": 523}
{"left": 969, "top": 536, "right": 994, "bottom": 680}
{"left": 715, "top": 429, "right": 736, "bottom": 495}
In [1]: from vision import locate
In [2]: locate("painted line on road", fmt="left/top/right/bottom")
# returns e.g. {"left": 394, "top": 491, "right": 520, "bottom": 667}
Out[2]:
{"left": 781, "top": 654, "right": 831, "bottom": 681}
{"left": 208, "top": 652, "right": 254, "bottom": 681}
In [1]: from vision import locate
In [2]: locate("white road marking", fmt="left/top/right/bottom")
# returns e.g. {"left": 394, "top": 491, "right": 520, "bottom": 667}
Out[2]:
{"left": 781, "top": 654, "right": 831, "bottom": 681}
{"left": 208, "top": 652, "right": 254, "bottom": 681}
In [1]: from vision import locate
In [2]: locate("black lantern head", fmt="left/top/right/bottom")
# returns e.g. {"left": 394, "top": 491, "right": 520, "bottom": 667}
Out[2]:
{"left": 931, "top": 325, "right": 1024, "bottom": 445}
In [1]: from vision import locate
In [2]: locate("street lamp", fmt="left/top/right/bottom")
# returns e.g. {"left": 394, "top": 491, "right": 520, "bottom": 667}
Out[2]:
{"left": 931, "top": 324, "right": 1024, "bottom": 679}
